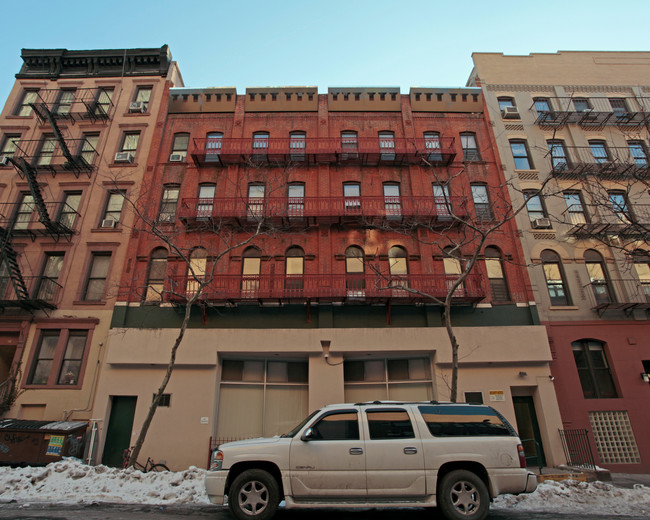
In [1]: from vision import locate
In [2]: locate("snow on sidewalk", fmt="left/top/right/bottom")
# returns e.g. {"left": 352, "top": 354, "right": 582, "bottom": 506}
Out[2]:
{"left": 0, "top": 459, "right": 649, "bottom": 516}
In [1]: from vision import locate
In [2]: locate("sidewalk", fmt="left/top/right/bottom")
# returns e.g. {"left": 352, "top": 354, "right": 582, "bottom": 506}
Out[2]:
{"left": 610, "top": 473, "right": 650, "bottom": 489}
{"left": 532, "top": 466, "right": 650, "bottom": 488}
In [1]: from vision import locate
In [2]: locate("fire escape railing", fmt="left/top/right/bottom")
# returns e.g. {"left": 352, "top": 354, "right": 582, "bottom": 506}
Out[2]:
{"left": 190, "top": 137, "right": 457, "bottom": 167}
{"left": 30, "top": 87, "right": 114, "bottom": 124}
{"left": 7, "top": 139, "right": 97, "bottom": 177}
{"left": 0, "top": 202, "right": 79, "bottom": 240}
{"left": 566, "top": 203, "right": 650, "bottom": 239}
{"left": 550, "top": 146, "right": 649, "bottom": 179}
{"left": 582, "top": 278, "right": 650, "bottom": 315}
{"left": 127, "top": 273, "right": 485, "bottom": 305}
{"left": 0, "top": 275, "right": 62, "bottom": 310}
{"left": 532, "top": 96, "right": 650, "bottom": 127}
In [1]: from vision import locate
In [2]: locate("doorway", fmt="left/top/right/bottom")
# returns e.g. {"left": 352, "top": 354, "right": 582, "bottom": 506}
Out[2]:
{"left": 101, "top": 396, "right": 137, "bottom": 467}
{"left": 513, "top": 395, "right": 546, "bottom": 467}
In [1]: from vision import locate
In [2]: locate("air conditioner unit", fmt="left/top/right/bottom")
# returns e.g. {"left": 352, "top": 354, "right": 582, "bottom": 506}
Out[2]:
{"left": 101, "top": 218, "right": 116, "bottom": 228}
{"left": 169, "top": 153, "right": 185, "bottom": 162}
{"left": 158, "top": 213, "right": 175, "bottom": 222}
{"left": 501, "top": 106, "right": 520, "bottom": 119}
{"left": 0, "top": 156, "right": 9, "bottom": 166}
{"left": 114, "top": 152, "right": 134, "bottom": 163}
{"left": 532, "top": 218, "right": 552, "bottom": 229}
{"left": 129, "top": 101, "right": 147, "bottom": 113}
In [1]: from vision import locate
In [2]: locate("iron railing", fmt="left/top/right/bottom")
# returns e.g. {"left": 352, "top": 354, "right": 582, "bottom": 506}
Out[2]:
{"left": 0, "top": 276, "right": 62, "bottom": 309}
{"left": 582, "top": 278, "right": 650, "bottom": 315}
{"left": 558, "top": 428, "right": 596, "bottom": 470}
{"left": 566, "top": 203, "right": 650, "bottom": 239}
{"left": 8, "top": 138, "right": 97, "bottom": 176}
{"left": 549, "top": 146, "right": 649, "bottom": 178}
{"left": 0, "top": 202, "right": 80, "bottom": 236}
{"left": 532, "top": 96, "right": 650, "bottom": 127}
{"left": 29, "top": 87, "right": 114, "bottom": 122}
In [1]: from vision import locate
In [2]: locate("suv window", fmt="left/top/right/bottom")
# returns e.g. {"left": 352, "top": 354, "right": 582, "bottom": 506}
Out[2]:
{"left": 366, "top": 409, "right": 414, "bottom": 439}
{"left": 310, "top": 411, "right": 359, "bottom": 440}
{"left": 418, "top": 405, "right": 512, "bottom": 437}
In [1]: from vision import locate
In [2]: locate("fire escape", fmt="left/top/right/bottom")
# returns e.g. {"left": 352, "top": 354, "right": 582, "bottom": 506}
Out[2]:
{"left": 0, "top": 88, "right": 109, "bottom": 310}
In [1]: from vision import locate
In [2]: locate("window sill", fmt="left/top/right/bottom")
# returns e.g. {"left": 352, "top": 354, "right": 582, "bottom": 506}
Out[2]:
{"left": 22, "top": 383, "right": 83, "bottom": 390}
{"left": 73, "top": 300, "right": 107, "bottom": 306}
{"left": 548, "top": 305, "right": 579, "bottom": 310}
{"left": 122, "top": 111, "right": 150, "bottom": 117}
{"left": 109, "top": 162, "right": 138, "bottom": 168}
{"left": 90, "top": 227, "right": 122, "bottom": 233}
{"left": 514, "top": 169, "right": 539, "bottom": 173}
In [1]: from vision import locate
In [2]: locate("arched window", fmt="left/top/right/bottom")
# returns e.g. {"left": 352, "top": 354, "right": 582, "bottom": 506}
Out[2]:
{"left": 388, "top": 246, "right": 408, "bottom": 276}
{"left": 285, "top": 246, "right": 305, "bottom": 292}
{"left": 242, "top": 247, "right": 262, "bottom": 297}
{"left": 345, "top": 246, "right": 365, "bottom": 297}
{"left": 378, "top": 131, "right": 395, "bottom": 161}
{"left": 572, "top": 339, "right": 617, "bottom": 398}
{"left": 247, "top": 183, "right": 265, "bottom": 221}
{"left": 170, "top": 132, "right": 190, "bottom": 161}
{"left": 289, "top": 131, "right": 306, "bottom": 161}
{"left": 383, "top": 182, "right": 401, "bottom": 220}
{"left": 485, "top": 247, "right": 509, "bottom": 302}
{"left": 186, "top": 247, "right": 207, "bottom": 297}
{"left": 633, "top": 250, "right": 650, "bottom": 302}
{"left": 443, "top": 246, "right": 465, "bottom": 296}
{"left": 288, "top": 182, "right": 305, "bottom": 217}
{"left": 145, "top": 248, "right": 168, "bottom": 302}
{"left": 584, "top": 250, "right": 613, "bottom": 306}
{"left": 205, "top": 131, "right": 223, "bottom": 163}
{"left": 541, "top": 250, "right": 570, "bottom": 306}
{"left": 197, "top": 184, "right": 216, "bottom": 220}
{"left": 433, "top": 183, "right": 451, "bottom": 218}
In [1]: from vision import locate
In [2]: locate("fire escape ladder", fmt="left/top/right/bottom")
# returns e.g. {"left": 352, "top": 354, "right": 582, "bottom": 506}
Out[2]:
{"left": 0, "top": 228, "right": 30, "bottom": 302}
{"left": 14, "top": 158, "right": 51, "bottom": 228}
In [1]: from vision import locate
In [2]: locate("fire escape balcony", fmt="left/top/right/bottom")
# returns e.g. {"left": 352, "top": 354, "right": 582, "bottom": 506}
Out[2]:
{"left": 29, "top": 88, "right": 114, "bottom": 124}
{"left": 190, "top": 137, "right": 456, "bottom": 167}
{"left": 155, "top": 273, "right": 485, "bottom": 305}
{"left": 178, "top": 196, "right": 468, "bottom": 229}
{"left": 583, "top": 278, "right": 650, "bottom": 316}
{"left": 0, "top": 275, "right": 62, "bottom": 311}
{"left": 550, "top": 146, "right": 649, "bottom": 179}
{"left": 0, "top": 202, "right": 79, "bottom": 240}
{"left": 532, "top": 96, "right": 650, "bottom": 128}
{"left": 566, "top": 204, "right": 650, "bottom": 239}
{"left": 7, "top": 138, "right": 97, "bottom": 177}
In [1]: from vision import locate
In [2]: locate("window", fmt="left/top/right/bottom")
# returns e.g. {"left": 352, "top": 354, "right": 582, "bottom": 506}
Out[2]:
{"left": 432, "top": 184, "right": 451, "bottom": 218}
{"left": 0, "top": 134, "right": 20, "bottom": 161}
{"left": 145, "top": 248, "right": 167, "bottom": 302}
{"left": 36, "top": 253, "right": 64, "bottom": 301}
{"left": 186, "top": 248, "right": 207, "bottom": 297}
{"left": 464, "top": 392, "right": 484, "bottom": 405}
{"left": 547, "top": 140, "right": 569, "bottom": 171}
{"left": 388, "top": 246, "right": 408, "bottom": 277}
{"left": 241, "top": 247, "right": 261, "bottom": 297}
{"left": 460, "top": 132, "right": 480, "bottom": 161}
{"left": 573, "top": 98, "right": 591, "bottom": 112}
{"left": 609, "top": 98, "right": 628, "bottom": 116}
{"left": 340, "top": 131, "right": 358, "bottom": 159}
{"left": 309, "top": 411, "right": 360, "bottom": 441}
{"left": 13, "top": 193, "right": 35, "bottom": 231}
{"left": 102, "top": 190, "right": 125, "bottom": 225}
{"left": 196, "top": 184, "right": 216, "bottom": 220}
{"left": 589, "top": 140, "right": 609, "bottom": 164}
{"left": 287, "top": 183, "right": 305, "bottom": 217}
{"left": 79, "top": 134, "right": 98, "bottom": 165}
{"left": 15, "top": 89, "right": 38, "bottom": 117}
{"left": 247, "top": 183, "right": 265, "bottom": 220}
{"left": 524, "top": 190, "right": 547, "bottom": 223}
{"left": 628, "top": 141, "right": 648, "bottom": 168}
{"left": 158, "top": 185, "right": 180, "bottom": 222}
{"left": 366, "top": 409, "right": 414, "bottom": 440}
{"left": 534, "top": 97, "right": 551, "bottom": 114}
{"left": 344, "top": 358, "right": 432, "bottom": 402}
{"left": 418, "top": 404, "right": 511, "bottom": 437}
{"left": 134, "top": 86, "right": 152, "bottom": 110}
{"left": 36, "top": 135, "right": 57, "bottom": 167}
{"left": 120, "top": 132, "right": 140, "bottom": 155}
{"left": 378, "top": 131, "right": 395, "bottom": 161}
{"left": 564, "top": 191, "right": 588, "bottom": 225}
{"left": 497, "top": 97, "right": 515, "bottom": 110}
{"left": 345, "top": 246, "right": 365, "bottom": 297}
{"left": 608, "top": 191, "right": 631, "bottom": 223}
{"left": 154, "top": 394, "right": 171, "bottom": 407}
{"left": 343, "top": 182, "right": 361, "bottom": 213}
{"left": 54, "top": 89, "right": 75, "bottom": 115}
{"left": 83, "top": 253, "right": 111, "bottom": 301}
{"left": 289, "top": 131, "right": 306, "bottom": 161}
{"left": 285, "top": 246, "right": 304, "bottom": 292}
{"left": 58, "top": 192, "right": 81, "bottom": 229}
{"left": 443, "top": 246, "right": 465, "bottom": 296}
{"left": 93, "top": 88, "right": 113, "bottom": 117}
{"left": 585, "top": 250, "right": 613, "bottom": 306}
{"left": 633, "top": 250, "right": 650, "bottom": 302}
{"left": 510, "top": 139, "right": 533, "bottom": 170}
{"left": 205, "top": 131, "right": 223, "bottom": 162}
{"left": 27, "top": 329, "right": 89, "bottom": 386}
{"left": 541, "top": 250, "right": 570, "bottom": 306}
{"left": 423, "top": 131, "right": 442, "bottom": 162}
{"left": 170, "top": 132, "right": 190, "bottom": 160}
{"left": 471, "top": 184, "right": 492, "bottom": 220}
{"left": 252, "top": 131, "right": 269, "bottom": 149}
{"left": 485, "top": 246, "right": 509, "bottom": 302}
{"left": 572, "top": 340, "right": 617, "bottom": 399}
{"left": 383, "top": 183, "right": 401, "bottom": 219}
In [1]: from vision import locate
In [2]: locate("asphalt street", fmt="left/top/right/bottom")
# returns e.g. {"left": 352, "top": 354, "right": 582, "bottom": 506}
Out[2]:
{"left": 0, "top": 503, "right": 647, "bottom": 520}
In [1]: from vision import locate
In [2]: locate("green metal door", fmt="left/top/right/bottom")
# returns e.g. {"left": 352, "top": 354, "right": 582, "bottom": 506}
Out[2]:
{"left": 513, "top": 396, "right": 546, "bottom": 467}
{"left": 101, "top": 396, "right": 137, "bottom": 467}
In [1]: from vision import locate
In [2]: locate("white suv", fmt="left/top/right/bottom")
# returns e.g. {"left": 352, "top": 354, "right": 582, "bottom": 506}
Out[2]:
{"left": 205, "top": 401, "right": 537, "bottom": 520}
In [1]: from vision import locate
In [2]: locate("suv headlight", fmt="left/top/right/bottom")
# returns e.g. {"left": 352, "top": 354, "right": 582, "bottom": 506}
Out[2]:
{"left": 210, "top": 450, "right": 224, "bottom": 471}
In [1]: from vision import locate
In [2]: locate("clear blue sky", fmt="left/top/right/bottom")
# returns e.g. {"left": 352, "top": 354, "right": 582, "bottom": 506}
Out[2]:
{"left": 0, "top": 0, "right": 647, "bottom": 105}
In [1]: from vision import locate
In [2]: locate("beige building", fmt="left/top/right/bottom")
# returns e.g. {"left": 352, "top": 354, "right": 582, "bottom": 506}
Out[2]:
{"left": 469, "top": 52, "right": 650, "bottom": 472}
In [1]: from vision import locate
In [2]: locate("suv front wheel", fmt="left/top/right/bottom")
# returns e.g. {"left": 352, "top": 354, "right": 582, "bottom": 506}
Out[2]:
{"left": 438, "top": 469, "right": 489, "bottom": 520}
{"left": 228, "top": 469, "right": 280, "bottom": 520}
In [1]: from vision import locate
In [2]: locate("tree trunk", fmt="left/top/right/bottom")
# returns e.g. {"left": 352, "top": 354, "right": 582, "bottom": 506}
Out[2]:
{"left": 442, "top": 302, "right": 459, "bottom": 403}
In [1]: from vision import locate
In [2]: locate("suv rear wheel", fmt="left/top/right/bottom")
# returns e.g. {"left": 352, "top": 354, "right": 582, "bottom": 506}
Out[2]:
{"left": 438, "top": 469, "right": 489, "bottom": 520}
{"left": 228, "top": 469, "right": 280, "bottom": 520}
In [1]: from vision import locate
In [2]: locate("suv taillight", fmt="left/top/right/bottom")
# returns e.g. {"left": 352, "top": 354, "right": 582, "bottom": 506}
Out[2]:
{"left": 517, "top": 444, "right": 526, "bottom": 468}
{"left": 210, "top": 450, "right": 224, "bottom": 471}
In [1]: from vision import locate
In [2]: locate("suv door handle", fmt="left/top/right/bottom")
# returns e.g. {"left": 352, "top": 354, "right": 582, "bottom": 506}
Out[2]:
{"left": 403, "top": 447, "right": 418, "bottom": 455}
{"left": 349, "top": 447, "right": 363, "bottom": 455}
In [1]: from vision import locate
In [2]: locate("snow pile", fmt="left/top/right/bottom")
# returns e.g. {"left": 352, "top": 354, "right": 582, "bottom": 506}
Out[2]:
{"left": 0, "top": 459, "right": 210, "bottom": 505}
{"left": 494, "top": 479, "right": 650, "bottom": 517}
{"left": 1, "top": 459, "right": 649, "bottom": 516}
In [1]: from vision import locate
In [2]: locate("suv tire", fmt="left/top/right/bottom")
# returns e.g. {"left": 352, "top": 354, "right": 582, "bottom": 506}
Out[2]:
{"left": 228, "top": 469, "right": 280, "bottom": 520}
{"left": 438, "top": 469, "right": 489, "bottom": 520}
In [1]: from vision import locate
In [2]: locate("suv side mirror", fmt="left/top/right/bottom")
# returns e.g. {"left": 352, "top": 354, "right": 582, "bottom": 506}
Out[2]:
{"left": 300, "top": 427, "right": 314, "bottom": 442}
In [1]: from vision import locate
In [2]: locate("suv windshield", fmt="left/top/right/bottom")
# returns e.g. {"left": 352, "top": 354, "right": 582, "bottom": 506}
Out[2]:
{"left": 281, "top": 409, "right": 320, "bottom": 438}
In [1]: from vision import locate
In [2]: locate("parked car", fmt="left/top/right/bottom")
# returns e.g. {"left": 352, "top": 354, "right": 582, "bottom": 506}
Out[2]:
{"left": 205, "top": 401, "right": 537, "bottom": 520}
